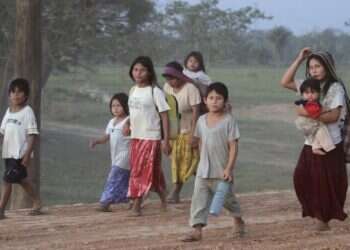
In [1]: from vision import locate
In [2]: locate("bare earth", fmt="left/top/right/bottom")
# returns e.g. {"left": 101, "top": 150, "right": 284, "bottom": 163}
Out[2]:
{"left": 1, "top": 191, "right": 350, "bottom": 250}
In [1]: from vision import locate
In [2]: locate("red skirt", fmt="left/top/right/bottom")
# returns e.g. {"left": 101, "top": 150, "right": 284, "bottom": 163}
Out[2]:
{"left": 294, "top": 143, "right": 348, "bottom": 222}
{"left": 128, "top": 139, "right": 166, "bottom": 199}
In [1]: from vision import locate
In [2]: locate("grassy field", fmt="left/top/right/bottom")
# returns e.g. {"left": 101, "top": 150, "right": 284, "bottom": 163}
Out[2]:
{"left": 1, "top": 65, "right": 350, "bottom": 205}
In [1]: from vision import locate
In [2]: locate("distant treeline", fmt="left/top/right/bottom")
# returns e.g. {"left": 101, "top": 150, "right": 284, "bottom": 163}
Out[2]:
{"left": 1, "top": 0, "right": 350, "bottom": 81}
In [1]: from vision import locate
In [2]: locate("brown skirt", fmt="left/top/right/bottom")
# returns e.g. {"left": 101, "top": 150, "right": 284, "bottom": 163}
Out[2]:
{"left": 294, "top": 143, "right": 348, "bottom": 222}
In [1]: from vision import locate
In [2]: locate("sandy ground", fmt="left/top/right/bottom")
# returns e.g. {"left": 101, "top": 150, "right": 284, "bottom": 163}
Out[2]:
{"left": 1, "top": 191, "right": 350, "bottom": 250}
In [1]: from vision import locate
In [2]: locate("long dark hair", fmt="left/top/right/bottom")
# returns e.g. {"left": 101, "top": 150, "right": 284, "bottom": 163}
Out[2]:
{"left": 184, "top": 51, "right": 206, "bottom": 72}
{"left": 129, "top": 56, "right": 157, "bottom": 85}
{"left": 109, "top": 93, "right": 129, "bottom": 116}
{"left": 305, "top": 53, "right": 338, "bottom": 97}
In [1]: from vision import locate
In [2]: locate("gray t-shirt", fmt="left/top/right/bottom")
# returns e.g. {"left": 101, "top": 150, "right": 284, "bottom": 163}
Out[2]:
{"left": 194, "top": 113, "right": 240, "bottom": 179}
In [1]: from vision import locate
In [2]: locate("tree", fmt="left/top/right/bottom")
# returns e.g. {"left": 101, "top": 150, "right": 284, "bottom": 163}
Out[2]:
{"left": 163, "top": 0, "right": 271, "bottom": 64}
{"left": 267, "top": 26, "right": 292, "bottom": 63}
{"left": 10, "top": 0, "right": 42, "bottom": 209}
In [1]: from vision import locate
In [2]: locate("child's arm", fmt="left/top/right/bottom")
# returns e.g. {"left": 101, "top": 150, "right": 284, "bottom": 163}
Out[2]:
{"left": 189, "top": 104, "right": 200, "bottom": 147}
{"left": 223, "top": 139, "right": 239, "bottom": 182}
{"left": 296, "top": 105, "right": 309, "bottom": 117}
{"left": 122, "top": 118, "right": 131, "bottom": 136}
{"left": 21, "top": 134, "right": 37, "bottom": 167}
{"left": 89, "top": 134, "right": 110, "bottom": 149}
{"left": 159, "top": 111, "right": 171, "bottom": 155}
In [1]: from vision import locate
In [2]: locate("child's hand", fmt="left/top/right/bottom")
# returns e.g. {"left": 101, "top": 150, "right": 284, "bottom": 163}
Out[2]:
{"left": 122, "top": 125, "right": 131, "bottom": 136}
{"left": 21, "top": 154, "right": 30, "bottom": 167}
{"left": 161, "top": 140, "right": 171, "bottom": 155}
{"left": 223, "top": 168, "right": 233, "bottom": 183}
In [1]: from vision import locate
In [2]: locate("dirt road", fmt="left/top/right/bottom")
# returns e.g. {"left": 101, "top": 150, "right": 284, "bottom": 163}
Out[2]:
{"left": 1, "top": 191, "right": 350, "bottom": 250}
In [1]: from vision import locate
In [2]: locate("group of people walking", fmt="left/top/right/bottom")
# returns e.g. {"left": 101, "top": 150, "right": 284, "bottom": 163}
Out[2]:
{"left": 0, "top": 47, "right": 348, "bottom": 242}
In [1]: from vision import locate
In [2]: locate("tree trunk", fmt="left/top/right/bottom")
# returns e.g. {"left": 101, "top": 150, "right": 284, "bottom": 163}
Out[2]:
{"left": 0, "top": 49, "right": 15, "bottom": 119}
{"left": 11, "top": 0, "right": 42, "bottom": 209}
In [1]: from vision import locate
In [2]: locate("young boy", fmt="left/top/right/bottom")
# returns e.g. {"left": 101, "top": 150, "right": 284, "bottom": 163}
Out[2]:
{"left": 0, "top": 78, "right": 41, "bottom": 219}
{"left": 294, "top": 78, "right": 335, "bottom": 155}
{"left": 182, "top": 82, "right": 245, "bottom": 242}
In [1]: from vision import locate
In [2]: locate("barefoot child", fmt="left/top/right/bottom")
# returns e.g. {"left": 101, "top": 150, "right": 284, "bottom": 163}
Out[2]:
{"left": 162, "top": 61, "right": 201, "bottom": 203}
{"left": 90, "top": 93, "right": 130, "bottom": 212}
{"left": 182, "top": 82, "right": 245, "bottom": 242}
{"left": 294, "top": 78, "right": 335, "bottom": 155}
{"left": 127, "top": 56, "right": 170, "bottom": 216}
{"left": 0, "top": 78, "right": 41, "bottom": 219}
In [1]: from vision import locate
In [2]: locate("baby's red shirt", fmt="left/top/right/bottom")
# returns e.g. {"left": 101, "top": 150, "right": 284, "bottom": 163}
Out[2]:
{"left": 304, "top": 101, "right": 322, "bottom": 119}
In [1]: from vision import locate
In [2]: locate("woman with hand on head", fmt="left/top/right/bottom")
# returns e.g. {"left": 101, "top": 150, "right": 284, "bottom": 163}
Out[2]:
{"left": 281, "top": 48, "right": 348, "bottom": 231}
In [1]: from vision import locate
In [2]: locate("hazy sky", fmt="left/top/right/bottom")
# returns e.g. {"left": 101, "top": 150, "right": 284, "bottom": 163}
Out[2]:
{"left": 158, "top": 0, "right": 350, "bottom": 35}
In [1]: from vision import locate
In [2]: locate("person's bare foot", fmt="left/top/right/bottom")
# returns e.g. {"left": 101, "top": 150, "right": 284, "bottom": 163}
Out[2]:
{"left": 233, "top": 217, "right": 246, "bottom": 237}
{"left": 96, "top": 205, "right": 112, "bottom": 212}
{"left": 181, "top": 230, "right": 202, "bottom": 242}
{"left": 312, "top": 148, "right": 326, "bottom": 155}
{"left": 28, "top": 200, "right": 42, "bottom": 216}
{"left": 0, "top": 210, "right": 5, "bottom": 220}
{"left": 128, "top": 208, "right": 142, "bottom": 217}
{"left": 315, "top": 220, "right": 330, "bottom": 231}
{"left": 167, "top": 191, "right": 180, "bottom": 204}
{"left": 160, "top": 201, "right": 167, "bottom": 213}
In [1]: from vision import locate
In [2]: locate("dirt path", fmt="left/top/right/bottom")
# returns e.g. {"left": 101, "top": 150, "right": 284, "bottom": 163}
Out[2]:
{"left": 1, "top": 191, "right": 350, "bottom": 250}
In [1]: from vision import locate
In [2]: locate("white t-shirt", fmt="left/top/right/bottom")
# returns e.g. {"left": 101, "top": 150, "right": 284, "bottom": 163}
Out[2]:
{"left": 183, "top": 69, "right": 212, "bottom": 86}
{"left": 128, "top": 85, "right": 170, "bottom": 140}
{"left": 0, "top": 105, "right": 39, "bottom": 159}
{"left": 105, "top": 117, "right": 130, "bottom": 169}
{"left": 163, "top": 82, "right": 201, "bottom": 133}
{"left": 296, "top": 80, "right": 347, "bottom": 145}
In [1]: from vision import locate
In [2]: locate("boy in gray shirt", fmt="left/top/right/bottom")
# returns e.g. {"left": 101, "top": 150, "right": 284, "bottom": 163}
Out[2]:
{"left": 182, "top": 82, "right": 245, "bottom": 242}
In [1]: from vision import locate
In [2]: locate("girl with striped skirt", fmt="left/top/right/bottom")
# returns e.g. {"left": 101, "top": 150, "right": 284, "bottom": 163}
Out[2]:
{"left": 127, "top": 56, "right": 171, "bottom": 216}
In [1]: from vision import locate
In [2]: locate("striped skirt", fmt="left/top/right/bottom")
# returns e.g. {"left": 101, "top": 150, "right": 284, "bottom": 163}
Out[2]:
{"left": 170, "top": 133, "right": 199, "bottom": 184}
{"left": 294, "top": 143, "right": 348, "bottom": 222}
{"left": 128, "top": 139, "right": 166, "bottom": 199}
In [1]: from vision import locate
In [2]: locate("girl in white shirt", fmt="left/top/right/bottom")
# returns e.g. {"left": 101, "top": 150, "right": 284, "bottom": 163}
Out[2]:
{"left": 90, "top": 93, "right": 130, "bottom": 212}
{"left": 127, "top": 56, "right": 170, "bottom": 216}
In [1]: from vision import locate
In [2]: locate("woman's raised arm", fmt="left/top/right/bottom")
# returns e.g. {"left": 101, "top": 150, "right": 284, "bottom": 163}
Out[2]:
{"left": 280, "top": 47, "right": 312, "bottom": 91}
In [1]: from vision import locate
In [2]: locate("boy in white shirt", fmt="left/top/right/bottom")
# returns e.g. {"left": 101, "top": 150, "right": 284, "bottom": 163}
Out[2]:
{"left": 0, "top": 78, "right": 41, "bottom": 219}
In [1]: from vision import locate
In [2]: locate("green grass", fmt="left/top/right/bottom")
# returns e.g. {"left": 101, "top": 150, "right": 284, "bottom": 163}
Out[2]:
{"left": 1, "top": 65, "right": 350, "bottom": 205}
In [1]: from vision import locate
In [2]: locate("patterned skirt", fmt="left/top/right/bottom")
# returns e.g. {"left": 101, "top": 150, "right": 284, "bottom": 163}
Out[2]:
{"left": 100, "top": 165, "right": 130, "bottom": 206}
{"left": 170, "top": 133, "right": 199, "bottom": 184}
{"left": 128, "top": 139, "right": 166, "bottom": 199}
{"left": 294, "top": 143, "right": 348, "bottom": 222}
